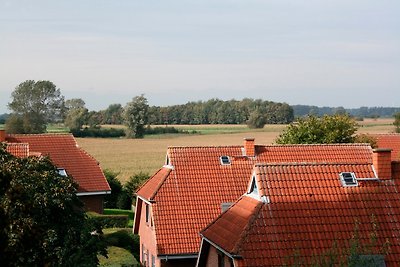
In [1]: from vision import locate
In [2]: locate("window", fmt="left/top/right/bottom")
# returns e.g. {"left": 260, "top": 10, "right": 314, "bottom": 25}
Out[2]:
{"left": 220, "top": 156, "right": 231, "bottom": 165}
{"left": 248, "top": 177, "right": 258, "bottom": 195}
{"left": 218, "top": 251, "right": 225, "bottom": 267}
{"left": 145, "top": 203, "right": 150, "bottom": 225}
{"left": 340, "top": 172, "right": 358, "bottom": 187}
{"left": 57, "top": 168, "right": 67, "bottom": 177}
{"left": 151, "top": 255, "right": 156, "bottom": 267}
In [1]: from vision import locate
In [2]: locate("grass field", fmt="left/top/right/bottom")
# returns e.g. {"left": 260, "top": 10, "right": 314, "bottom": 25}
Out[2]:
{"left": 77, "top": 119, "right": 397, "bottom": 183}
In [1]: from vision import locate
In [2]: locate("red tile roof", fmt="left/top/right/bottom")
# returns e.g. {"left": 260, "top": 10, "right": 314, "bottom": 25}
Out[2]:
{"left": 374, "top": 134, "right": 400, "bottom": 160}
{"left": 135, "top": 143, "right": 374, "bottom": 256}
{"left": 201, "top": 163, "right": 400, "bottom": 266}
{"left": 5, "top": 143, "right": 30, "bottom": 158}
{"left": 5, "top": 134, "right": 110, "bottom": 193}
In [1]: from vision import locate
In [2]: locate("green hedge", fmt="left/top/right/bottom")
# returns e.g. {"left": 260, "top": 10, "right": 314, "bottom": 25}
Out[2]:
{"left": 87, "top": 212, "right": 129, "bottom": 228}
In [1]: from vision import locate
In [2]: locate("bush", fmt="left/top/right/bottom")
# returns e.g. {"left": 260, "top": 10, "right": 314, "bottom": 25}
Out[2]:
{"left": 103, "top": 229, "right": 140, "bottom": 261}
{"left": 104, "top": 170, "right": 123, "bottom": 209}
{"left": 88, "top": 212, "right": 129, "bottom": 228}
{"left": 71, "top": 127, "right": 125, "bottom": 138}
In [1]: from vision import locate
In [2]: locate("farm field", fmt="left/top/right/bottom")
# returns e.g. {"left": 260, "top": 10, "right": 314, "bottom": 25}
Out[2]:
{"left": 77, "top": 119, "right": 396, "bottom": 183}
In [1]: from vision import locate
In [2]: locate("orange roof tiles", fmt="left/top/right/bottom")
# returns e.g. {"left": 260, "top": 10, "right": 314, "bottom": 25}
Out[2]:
{"left": 201, "top": 163, "right": 400, "bottom": 266}
{"left": 5, "top": 143, "right": 29, "bottom": 158}
{"left": 135, "top": 143, "right": 374, "bottom": 256}
{"left": 374, "top": 133, "right": 400, "bottom": 160}
{"left": 5, "top": 134, "right": 110, "bottom": 193}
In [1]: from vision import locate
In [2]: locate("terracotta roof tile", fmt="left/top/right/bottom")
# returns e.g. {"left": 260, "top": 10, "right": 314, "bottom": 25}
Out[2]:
{"left": 5, "top": 134, "right": 110, "bottom": 193}
{"left": 374, "top": 133, "right": 400, "bottom": 160}
{"left": 201, "top": 163, "right": 400, "bottom": 266}
{"left": 5, "top": 143, "right": 29, "bottom": 157}
{"left": 135, "top": 143, "right": 374, "bottom": 256}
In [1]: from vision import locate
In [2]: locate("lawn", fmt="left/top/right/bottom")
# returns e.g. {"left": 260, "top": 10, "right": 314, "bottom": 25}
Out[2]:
{"left": 99, "top": 246, "right": 139, "bottom": 267}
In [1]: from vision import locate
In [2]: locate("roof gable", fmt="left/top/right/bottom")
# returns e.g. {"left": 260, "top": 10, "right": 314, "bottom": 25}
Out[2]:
{"left": 5, "top": 134, "right": 110, "bottom": 193}
{"left": 135, "top": 143, "right": 374, "bottom": 256}
{"left": 201, "top": 162, "right": 400, "bottom": 265}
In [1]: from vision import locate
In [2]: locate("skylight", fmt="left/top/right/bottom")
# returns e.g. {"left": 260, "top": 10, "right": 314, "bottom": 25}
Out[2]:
{"left": 220, "top": 156, "right": 231, "bottom": 165}
{"left": 340, "top": 172, "right": 358, "bottom": 187}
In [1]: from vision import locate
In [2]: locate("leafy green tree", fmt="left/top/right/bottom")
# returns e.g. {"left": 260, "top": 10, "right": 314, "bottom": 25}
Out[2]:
{"left": 394, "top": 112, "right": 400, "bottom": 133}
{"left": 247, "top": 109, "right": 266, "bottom": 128}
{"left": 103, "top": 170, "right": 123, "bottom": 208}
{"left": 65, "top": 98, "right": 86, "bottom": 111}
{"left": 117, "top": 172, "right": 150, "bottom": 209}
{"left": 7, "top": 80, "right": 65, "bottom": 133}
{"left": 123, "top": 95, "right": 149, "bottom": 138}
{"left": 64, "top": 108, "right": 89, "bottom": 132}
{"left": 276, "top": 114, "right": 358, "bottom": 144}
{"left": 0, "top": 145, "right": 106, "bottom": 266}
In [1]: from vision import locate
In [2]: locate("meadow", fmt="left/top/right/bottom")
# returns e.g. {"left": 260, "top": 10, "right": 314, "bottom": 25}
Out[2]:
{"left": 77, "top": 118, "right": 396, "bottom": 183}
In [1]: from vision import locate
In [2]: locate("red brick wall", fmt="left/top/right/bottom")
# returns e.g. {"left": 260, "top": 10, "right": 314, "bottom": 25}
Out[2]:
{"left": 205, "top": 245, "right": 233, "bottom": 267}
{"left": 138, "top": 200, "right": 159, "bottom": 267}
{"left": 80, "top": 195, "right": 104, "bottom": 214}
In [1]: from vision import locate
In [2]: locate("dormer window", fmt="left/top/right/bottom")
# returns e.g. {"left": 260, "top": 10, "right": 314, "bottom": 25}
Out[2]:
{"left": 58, "top": 168, "right": 67, "bottom": 177}
{"left": 340, "top": 172, "right": 358, "bottom": 187}
{"left": 248, "top": 176, "right": 258, "bottom": 195}
{"left": 220, "top": 156, "right": 231, "bottom": 165}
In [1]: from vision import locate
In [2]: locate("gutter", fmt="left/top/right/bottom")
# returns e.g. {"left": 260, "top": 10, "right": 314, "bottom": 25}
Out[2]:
{"left": 158, "top": 253, "right": 198, "bottom": 260}
{"left": 77, "top": 190, "right": 111, "bottom": 196}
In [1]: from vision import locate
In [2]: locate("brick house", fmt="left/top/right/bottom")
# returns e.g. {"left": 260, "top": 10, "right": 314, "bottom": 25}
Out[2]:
{"left": 197, "top": 155, "right": 400, "bottom": 266}
{"left": 1, "top": 130, "right": 111, "bottom": 214}
{"left": 133, "top": 138, "right": 377, "bottom": 267}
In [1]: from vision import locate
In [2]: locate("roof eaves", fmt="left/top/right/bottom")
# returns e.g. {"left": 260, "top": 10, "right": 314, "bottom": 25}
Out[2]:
{"left": 136, "top": 167, "right": 171, "bottom": 201}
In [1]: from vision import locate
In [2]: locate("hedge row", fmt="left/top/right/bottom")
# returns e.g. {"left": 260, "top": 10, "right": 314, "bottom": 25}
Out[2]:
{"left": 87, "top": 212, "right": 129, "bottom": 228}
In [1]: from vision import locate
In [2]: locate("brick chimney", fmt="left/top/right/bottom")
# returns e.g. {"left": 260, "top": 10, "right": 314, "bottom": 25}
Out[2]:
{"left": 373, "top": 148, "right": 392, "bottom": 180}
{"left": 244, "top": 138, "right": 255, "bottom": 157}
{"left": 0, "top": 129, "right": 6, "bottom": 142}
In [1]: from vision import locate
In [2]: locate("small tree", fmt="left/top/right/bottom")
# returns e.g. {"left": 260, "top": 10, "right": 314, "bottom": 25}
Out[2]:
{"left": 394, "top": 112, "right": 400, "bottom": 133}
{"left": 276, "top": 114, "right": 358, "bottom": 144}
{"left": 103, "top": 170, "right": 123, "bottom": 208}
{"left": 117, "top": 172, "right": 150, "bottom": 209}
{"left": 7, "top": 80, "right": 65, "bottom": 133}
{"left": 65, "top": 108, "right": 89, "bottom": 132}
{"left": 0, "top": 145, "right": 106, "bottom": 266}
{"left": 123, "top": 95, "right": 149, "bottom": 138}
{"left": 247, "top": 109, "right": 266, "bottom": 129}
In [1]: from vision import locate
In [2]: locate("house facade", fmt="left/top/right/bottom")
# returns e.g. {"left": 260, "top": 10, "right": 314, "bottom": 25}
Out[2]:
{"left": 197, "top": 155, "right": 400, "bottom": 266}
{"left": 133, "top": 138, "right": 378, "bottom": 267}
{"left": 1, "top": 130, "right": 111, "bottom": 213}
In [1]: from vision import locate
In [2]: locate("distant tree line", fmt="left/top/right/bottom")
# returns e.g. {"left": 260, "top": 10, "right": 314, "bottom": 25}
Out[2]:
{"left": 293, "top": 105, "right": 400, "bottom": 118}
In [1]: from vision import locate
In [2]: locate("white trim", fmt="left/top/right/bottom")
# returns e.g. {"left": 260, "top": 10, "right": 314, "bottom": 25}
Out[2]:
{"left": 137, "top": 195, "right": 153, "bottom": 205}
{"left": 163, "top": 164, "right": 175, "bottom": 170}
{"left": 158, "top": 254, "right": 198, "bottom": 260}
{"left": 77, "top": 191, "right": 111, "bottom": 196}
{"left": 220, "top": 156, "right": 231, "bottom": 165}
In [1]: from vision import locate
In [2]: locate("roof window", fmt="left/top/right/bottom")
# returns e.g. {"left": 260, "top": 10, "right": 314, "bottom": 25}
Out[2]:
{"left": 340, "top": 172, "right": 358, "bottom": 187}
{"left": 58, "top": 168, "right": 68, "bottom": 177}
{"left": 220, "top": 156, "right": 231, "bottom": 165}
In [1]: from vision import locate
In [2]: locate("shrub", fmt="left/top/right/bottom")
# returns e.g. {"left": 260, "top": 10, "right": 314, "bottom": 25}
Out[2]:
{"left": 71, "top": 127, "right": 125, "bottom": 138}
{"left": 87, "top": 212, "right": 129, "bottom": 228}
{"left": 144, "top": 126, "right": 196, "bottom": 135}
{"left": 104, "top": 170, "right": 123, "bottom": 208}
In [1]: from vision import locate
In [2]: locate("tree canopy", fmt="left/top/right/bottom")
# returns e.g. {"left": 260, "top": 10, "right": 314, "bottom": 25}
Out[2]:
{"left": 123, "top": 95, "right": 149, "bottom": 138}
{"left": 0, "top": 145, "right": 106, "bottom": 266}
{"left": 394, "top": 112, "right": 400, "bottom": 133}
{"left": 7, "top": 80, "right": 64, "bottom": 133}
{"left": 275, "top": 114, "right": 358, "bottom": 144}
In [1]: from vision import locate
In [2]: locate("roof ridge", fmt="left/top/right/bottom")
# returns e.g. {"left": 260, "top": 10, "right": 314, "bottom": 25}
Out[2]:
{"left": 10, "top": 133, "right": 74, "bottom": 137}
{"left": 168, "top": 145, "right": 242, "bottom": 149}
{"left": 231, "top": 198, "right": 264, "bottom": 255}
{"left": 254, "top": 162, "right": 373, "bottom": 167}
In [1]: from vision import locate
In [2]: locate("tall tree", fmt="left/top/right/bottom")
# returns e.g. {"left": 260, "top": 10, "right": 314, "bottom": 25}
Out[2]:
{"left": 123, "top": 95, "right": 149, "bottom": 138}
{"left": 7, "top": 80, "right": 64, "bottom": 133}
{"left": 275, "top": 114, "right": 358, "bottom": 144}
{"left": 0, "top": 145, "right": 106, "bottom": 266}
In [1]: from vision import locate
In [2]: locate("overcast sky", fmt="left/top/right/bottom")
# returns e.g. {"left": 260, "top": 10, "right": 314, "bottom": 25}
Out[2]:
{"left": 1, "top": 0, "right": 399, "bottom": 113}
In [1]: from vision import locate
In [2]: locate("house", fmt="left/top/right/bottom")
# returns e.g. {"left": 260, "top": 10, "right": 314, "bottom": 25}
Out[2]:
{"left": 1, "top": 130, "right": 111, "bottom": 214}
{"left": 374, "top": 133, "right": 400, "bottom": 161}
{"left": 197, "top": 155, "right": 400, "bottom": 266}
{"left": 133, "top": 138, "right": 376, "bottom": 267}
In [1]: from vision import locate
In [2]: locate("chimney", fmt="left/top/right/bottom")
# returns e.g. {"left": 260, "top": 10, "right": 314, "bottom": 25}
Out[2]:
{"left": 0, "top": 129, "right": 6, "bottom": 142}
{"left": 373, "top": 148, "right": 392, "bottom": 180}
{"left": 244, "top": 138, "right": 255, "bottom": 157}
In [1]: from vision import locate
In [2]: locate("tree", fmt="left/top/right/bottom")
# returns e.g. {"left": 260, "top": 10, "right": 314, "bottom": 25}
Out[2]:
{"left": 64, "top": 107, "right": 89, "bottom": 132}
{"left": 247, "top": 109, "right": 266, "bottom": 128}
{"left": 123, "top": 95, "right": 149, "bottom": 138}
{"left": 276, "top": 114, "right": 358, "bottom": 144}
{"left": 103, "top": 170, "right": 123, "bottom": 208}
{"left": 0, "top": 145, "right": 106, "bottom": 266}
{"left": 7, "top": 80, "right": 64, "bottom": 133}
{"left": 65, "top": 98, "right": 86, "bottom": 111}
{"left": 394, "top": 112, "right": 400, "bottom": 133}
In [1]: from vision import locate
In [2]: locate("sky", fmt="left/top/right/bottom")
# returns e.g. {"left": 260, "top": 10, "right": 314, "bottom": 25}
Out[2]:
{"left": 1, "top": 0, "right": 399, "bottom": 113}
